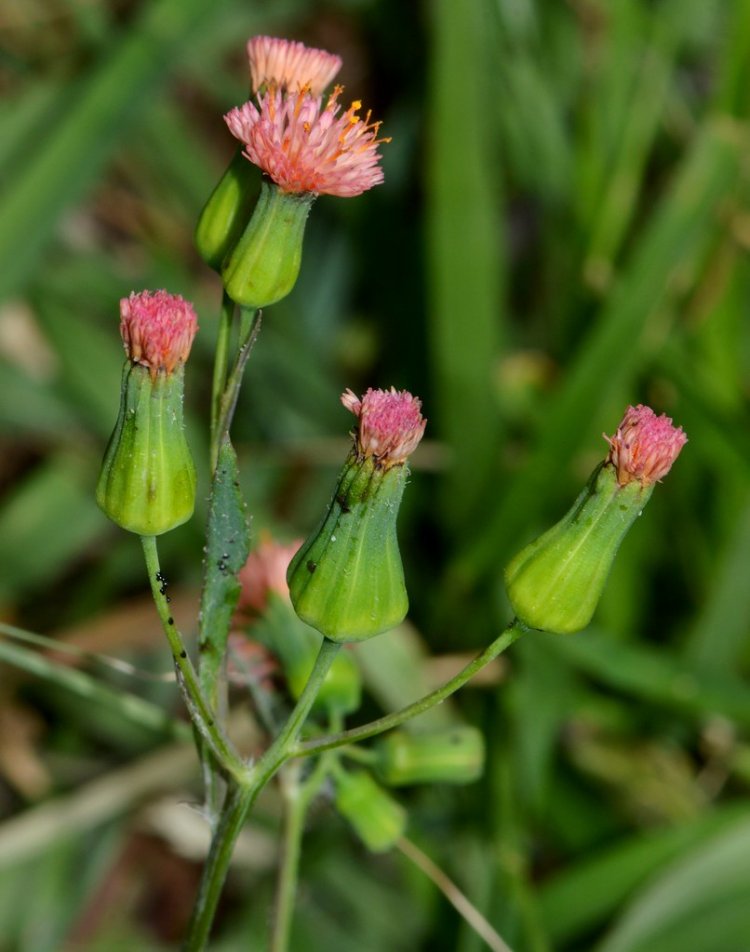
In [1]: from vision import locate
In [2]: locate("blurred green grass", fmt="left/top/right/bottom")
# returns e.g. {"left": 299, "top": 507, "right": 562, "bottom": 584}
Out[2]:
{"left": 0, "top": 0, "right": 749, "bottom": 949}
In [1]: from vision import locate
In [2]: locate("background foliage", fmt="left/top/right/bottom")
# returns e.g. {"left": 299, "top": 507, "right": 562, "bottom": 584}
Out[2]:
{"left": 1, "top": 0, "right": 749, "bottom": 949}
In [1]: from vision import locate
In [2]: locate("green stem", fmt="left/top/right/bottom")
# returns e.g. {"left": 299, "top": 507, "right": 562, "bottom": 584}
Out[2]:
{"left": 271, "top": 747, "right": 337, "bottom": 952}
{"left": 184, "top": 781, "right": 256, "bottom": 952}
{"left": 209, "top": 291, "right": 235, "bottom": 472}
{"left": 183, "top": 638, "right": 341, "bottom": 951}
{"left": 260, "top": 638, "right": 341, "bottom": 772}
{"left": 293, "top": 620, "right": 527, "bottom": 758}
{"left": 140, "top": 535, "right": 245, "bottom": 781}
{"left": 214, "top": 307, "right": 261, "bottom": 453}
{"left": 271, "top": 762, "right": 306, "bottom": 952}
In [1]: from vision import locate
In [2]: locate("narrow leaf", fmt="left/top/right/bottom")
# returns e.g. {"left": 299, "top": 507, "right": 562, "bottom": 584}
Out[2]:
{"left": 198, "top": 439, "right": 251, "bottom": 707}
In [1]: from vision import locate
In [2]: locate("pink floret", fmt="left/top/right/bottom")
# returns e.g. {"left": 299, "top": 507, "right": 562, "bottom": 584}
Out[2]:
{"left": 342, "top": 387, "right": 426, "bottom": 466}
{"left": 605, "top": 404, "right": 687, "bottom": 487}
{"left": 120, "top": 290, "right": 198, "bottom": 377}
{"left": 224, "top": 85, "right": 388, "bottom": 198}
{"left": 247, "top": 36, "right": 342, "bottom": 96}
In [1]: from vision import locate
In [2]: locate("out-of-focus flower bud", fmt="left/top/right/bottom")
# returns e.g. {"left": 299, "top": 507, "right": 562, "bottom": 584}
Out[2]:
{"left": 334, "top": 768, "right": 406, "bottom": 853}
{"left": 373, "top": 727, "right": 485, "bottom": 787}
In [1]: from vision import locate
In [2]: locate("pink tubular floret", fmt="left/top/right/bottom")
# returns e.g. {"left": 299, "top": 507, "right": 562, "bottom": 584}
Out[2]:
{"left": 224, "top": 85, "right": 389, "bottom": 198}
{"left": 247, "top": 36, "right": 342, "bottom": 96}
{"left": 119, "top": 290, "right": 198, "bottom": 377}
{"left": 604, "top": 404, "right": 687, "bottom": 487}
{"left": 342, "top": 387, "right": 426, "bottom": 466}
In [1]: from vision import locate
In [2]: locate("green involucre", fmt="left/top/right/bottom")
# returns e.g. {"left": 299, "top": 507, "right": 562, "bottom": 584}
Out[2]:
{"left": 221, "top": 179, "right": 314, "bottom": 309}
{"left": 195, "top": 149, "right": 261, "bottom": 272}
{"left": 287, "top": 454, "right": 409, "bottom": 642}
{"left": 504, "top": 463, "right": 653, "bottom": 634}
{"left": 96, "top": 362, "right": 196, "bottom": 536}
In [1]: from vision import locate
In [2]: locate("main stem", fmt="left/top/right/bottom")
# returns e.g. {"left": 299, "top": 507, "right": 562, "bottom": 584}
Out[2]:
{"left": 184, "top": 781, "right": 257, "bottom": 952}
{"left": 293, "top": 620, "right": 527, "bottom": 758}
{"left": 184, "top": 638, "right": 341, "bottom": 951}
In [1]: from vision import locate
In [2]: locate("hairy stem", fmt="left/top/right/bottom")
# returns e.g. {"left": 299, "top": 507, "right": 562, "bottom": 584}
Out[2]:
{"left": 184, "top": 637, "right": 341, "bottom": 951}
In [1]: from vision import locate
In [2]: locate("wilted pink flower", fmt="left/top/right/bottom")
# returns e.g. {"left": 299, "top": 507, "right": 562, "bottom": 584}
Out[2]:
{"left": 119, "top": 290, "right": 198, "bottom": 378}
{"left": 224, "top": 85, "right": 389, "bottom": 198}
{"left": 604, "top": 404, "right": 687, "bottom": 487}
{"left": 342, "top": 387, "right": 426, "bottom": 467}
{"left": 236, "top": 535, "right": 303, "bottom": 617}
{"left": 227, "top": 635, "right": 278, "bottom": 691}
{"left": 247, "top": 36, "right": 342, "bottom": 96}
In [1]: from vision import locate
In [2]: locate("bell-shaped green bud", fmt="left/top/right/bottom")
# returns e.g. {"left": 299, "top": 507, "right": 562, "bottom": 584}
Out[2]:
{"left": 195, "top": 149, "right": 261, "bottom": 272}
{"left": 221, "top": 179, "right": 314, "bottom": 310}
{"left": 373, "top": 727, "right": 485, "bottom": 787}
{"left": 505, "top": 405, "right": 687, "bottom": 634}
{"left": 334, "top": 768, "right": 406, "bottom": 853}
{"left": 96, "top": 291, "right": 198, "bottom": 537}
{"left": 287, "top": 388, "right": 427, "bottom": 643}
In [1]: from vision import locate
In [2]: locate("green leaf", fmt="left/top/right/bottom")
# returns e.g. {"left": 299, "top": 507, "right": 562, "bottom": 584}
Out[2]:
{"left": 0, "top": 628, "right": 188, "bottom": 741}
{"left": 198, "top": 439, "right": 251, "bottom": 707}
{"left": 426, "top": 0, "right": 504, "bottom": 533}
{"left": 0, "top": 456, "right": 104, "bottom": 599}
{"left": 539, "top": 804, "right": 748, "bottom": 944}
{"left": 545, "top": 629, "right": 750, "bottom": 727}
{"left": 0, "top": 0, "right": 235, "bottom": 304}
{"left": 595, "top": 815, "right": 750, "bottom": 952}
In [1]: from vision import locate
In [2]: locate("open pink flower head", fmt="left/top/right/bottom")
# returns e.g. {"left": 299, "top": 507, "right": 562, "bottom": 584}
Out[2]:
{"left": 342, "top": 387, "right": 426, "bottom": 467}
{"left": 119, "top": 290, "right": 198, "bottom": 378}
{"left": 236, "top": 535, "right": 303, "bottom": 617}
{"left": 247, "top": 36, "right": 342, "bottom": 96}
{"left": 224, "top": 85, "right": 389, "bottom": 197}
{"left": 604, "top": 404, "right": 687, "bottom": 487}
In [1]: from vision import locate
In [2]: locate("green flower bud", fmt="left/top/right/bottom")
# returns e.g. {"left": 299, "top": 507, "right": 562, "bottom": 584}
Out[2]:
{"left": 505, "top": 405, "right": 687, "bottom": 634}
{"left": 221, "top": 179, "right": 314, "bottom": 310}
{"left": 373, "top": 727, "right": 485, "bottom": 787}
{"left": 334, "top": 769, "right": 406, "bottom": 853}
{"left": 96, "top": 291, "right": 198, "bottom": 536}
{"left": 195, "top": 149, "right": 261, "bottom": 272}
{"left": 287, "top": 388, "right": 427, "bottom": 643}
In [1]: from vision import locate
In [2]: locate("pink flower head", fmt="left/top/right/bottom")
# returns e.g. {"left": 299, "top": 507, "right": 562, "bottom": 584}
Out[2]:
{"left": 224, "top": 85, "right": 389, "bottom": 197}
{"left": 342, "top": 387, "right": 426, "bottom": 467}
{"left": 247, "top": 36, "right": 342, "bottom": 96}
{"left": 120, "top": 290, "right": 198, "bottom": 378}
{"left": 604, "top": 404, "right": 687, "bottom": 487}
{"left": 236, "top": 535, "right": 303, "bottom": 618}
